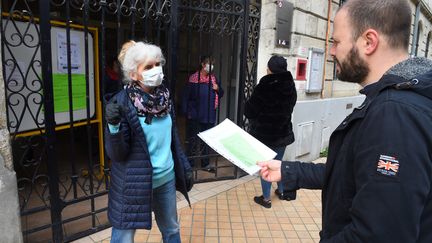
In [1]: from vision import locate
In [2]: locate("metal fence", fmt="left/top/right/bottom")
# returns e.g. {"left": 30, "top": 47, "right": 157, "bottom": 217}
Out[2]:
{"left": 1, "top": 0, "right": 260, "bottom": 242}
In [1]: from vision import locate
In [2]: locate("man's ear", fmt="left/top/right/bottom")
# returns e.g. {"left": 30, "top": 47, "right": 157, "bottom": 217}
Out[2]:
{"left": 362, "top": 29, "right": 379, "bottom": 55}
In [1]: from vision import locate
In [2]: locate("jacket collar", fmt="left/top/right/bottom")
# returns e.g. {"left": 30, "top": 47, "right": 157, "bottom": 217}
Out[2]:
{"left": 358, "top": 74, "right": 408, "bottom": 100}
{"left": 260, "top": 71, "right": 293, "bottom": 84}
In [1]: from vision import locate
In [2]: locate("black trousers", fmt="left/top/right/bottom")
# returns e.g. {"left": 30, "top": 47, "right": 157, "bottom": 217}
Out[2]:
{"left": 185, "top": 119, "right": 214, "bottom": 168}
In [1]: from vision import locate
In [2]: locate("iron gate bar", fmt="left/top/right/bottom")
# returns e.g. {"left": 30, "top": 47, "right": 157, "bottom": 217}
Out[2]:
{"left": 217, "top": 51, "right": 222, "bottom": 123}
{"left": 226, "top": 33, "right": 235, "bottom": 119}
{"left": 169, "top": 0, "right": 178, "bottom": 94}
{"left": 82, "top": 0, "right": 97, "bottom": 231}
{"left": 116, "top": 0, "right": 121, "bottom": 51}
{"left": 63, "top": 190, "right": 108, "bottom": 206}
{"left": 39, "top": 1, "right": 64, "bottom": 242}
{"left": 178, "top": 6, "right": 243, "bottom": 16}
{"left": 207, "top": 1, "right": 218, "bottom": 177}
{"left": 156, "top": 0, "right": 161, "bottom": 44}
{"left": 99, "top": 0, "right": 106, "bottom": 122}
{"left": 99, "top": 0, "right": 110, "bottom": 194}
{"left": 130, "top": 0, "right": 136, "bottom": 39}
{"left": 65, "top": 0, "right": 79, "bottom": 200}
{"left": 237, "top": 0, "right": 249, "bottom": 127}
{"left": 22, "top": 222, "right": 52, "bottom": 236}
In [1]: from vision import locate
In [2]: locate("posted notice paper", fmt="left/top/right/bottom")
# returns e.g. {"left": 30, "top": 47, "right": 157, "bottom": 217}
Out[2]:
{"left": 198, "top": 119, "right": 277, "bottom": 175}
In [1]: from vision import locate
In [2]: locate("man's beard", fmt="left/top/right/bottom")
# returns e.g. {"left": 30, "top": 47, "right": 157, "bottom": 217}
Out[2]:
{"left": 335, "top": 47, "right": 370, "bottom": 84}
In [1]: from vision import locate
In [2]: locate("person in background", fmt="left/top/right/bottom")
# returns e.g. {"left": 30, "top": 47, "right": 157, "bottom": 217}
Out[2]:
{"left": 104, "top": 54, "right": 121, "bottom": 95}
{"left": 259, "top": 0, "right": 432, "bottom": 241}
{"left": 182, "top": 55, "right": 224, "bottom": 172}
{"left": 104, "top": 40, "right": 193, "bottom": 243}
{"left": 245, "top": 55, "right": 297, "bottom": 208}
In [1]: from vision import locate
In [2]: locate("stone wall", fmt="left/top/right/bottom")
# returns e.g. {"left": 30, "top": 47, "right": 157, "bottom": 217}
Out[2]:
{"left": 0, "top": 26, "right": 23, "bottom": 243}
{"left": 257, "top": 0, "right": 361, "bottom": 100}
{"left": 258, "top": 0, "right": 432, "bottom": 100}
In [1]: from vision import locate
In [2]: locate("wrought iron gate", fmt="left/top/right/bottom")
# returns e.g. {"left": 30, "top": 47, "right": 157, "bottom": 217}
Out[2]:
{"left": 1, "top": 0, "right": 260, "bottom": 242}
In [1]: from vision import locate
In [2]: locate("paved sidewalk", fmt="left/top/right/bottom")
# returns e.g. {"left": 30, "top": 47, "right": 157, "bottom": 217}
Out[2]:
{"left": 74, "top": 159, "right": 325, "bottom": 243}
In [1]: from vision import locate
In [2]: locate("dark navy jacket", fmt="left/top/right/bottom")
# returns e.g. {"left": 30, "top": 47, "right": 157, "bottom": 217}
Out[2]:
{"left": 182, "top": 74, "right": 224, "bottom": 124}
{"left": 282, "top": 71, "right": 432, "bottom": 242}
{"left": 105, "top": 89, "right": 192, "bottom": 230}
{"left": 245, "top": 71, "right": 297, "bottom": 147}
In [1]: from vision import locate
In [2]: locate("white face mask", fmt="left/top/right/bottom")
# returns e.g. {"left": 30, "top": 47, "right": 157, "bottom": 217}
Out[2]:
{"left": 140, "top": 66, "right": 164, "bottom": 87}
{"left": 204, "top": 64, "right": 214, "bottom": 73}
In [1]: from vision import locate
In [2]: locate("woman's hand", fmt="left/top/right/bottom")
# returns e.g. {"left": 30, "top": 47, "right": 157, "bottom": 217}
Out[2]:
{"left": 105, "top": 102, "right": 123, "bottom": 125}
{"left": 212, "top": 82, "right": 219, "bottom": 91}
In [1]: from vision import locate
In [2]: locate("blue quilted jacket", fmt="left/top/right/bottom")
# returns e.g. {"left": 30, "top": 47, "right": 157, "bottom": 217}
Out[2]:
{"left": 105, "top": 89, "right": 192, "bottom": 230}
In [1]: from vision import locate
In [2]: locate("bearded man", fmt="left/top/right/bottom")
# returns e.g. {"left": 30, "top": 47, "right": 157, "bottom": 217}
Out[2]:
{"left": 258, "top": 0, "right": 432, "bottom": 242}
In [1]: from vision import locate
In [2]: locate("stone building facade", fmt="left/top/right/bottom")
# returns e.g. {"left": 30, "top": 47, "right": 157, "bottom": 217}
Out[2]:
{"left": 257, "top": 0, "right": 432, "bottom": 101}
{"left": 257, "top": 0, "right": 432, "bottom": 162}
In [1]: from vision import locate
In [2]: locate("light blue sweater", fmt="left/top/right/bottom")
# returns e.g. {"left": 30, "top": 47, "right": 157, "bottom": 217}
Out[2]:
{"left": 108, "top": 114, "right": 175, "bottom": 189}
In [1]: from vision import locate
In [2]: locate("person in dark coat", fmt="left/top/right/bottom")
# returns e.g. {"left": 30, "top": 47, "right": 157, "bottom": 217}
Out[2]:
{"left": 104, "top": 54, "right": 122, "bottom": 95}
{"left": 258, "top": 0, "right": 432, "bottom": 242}
{"left": 182, "top": 56, "right": 224, "bottom": 171}
{"left": 105, "top": 40, "right": 193, "bottom": 243}
{"left": 245, "top": 55, "right": 297, "bottom": 208}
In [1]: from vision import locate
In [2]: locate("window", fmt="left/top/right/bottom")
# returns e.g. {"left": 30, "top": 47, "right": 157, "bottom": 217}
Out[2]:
{"left": 415, "top": 21, "right": 423, "bottom": 56}
{"left": 425, "top": 32, "right": 431, "bottom": 58}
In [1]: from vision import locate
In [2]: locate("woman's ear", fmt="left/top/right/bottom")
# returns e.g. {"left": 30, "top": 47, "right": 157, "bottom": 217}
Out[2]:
{"left": 129, "top": 72, "right": 139, "bottom": 81}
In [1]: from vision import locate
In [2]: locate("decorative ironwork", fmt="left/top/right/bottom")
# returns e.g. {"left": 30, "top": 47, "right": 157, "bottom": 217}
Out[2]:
{"left": 14, "top": 135, "right": 50, "bottom": 211}
{"left": 60, "top": 0, "right": 173, "bottom": 22}
{"left": 2, "top": 10, "right": 44, "bottom": 134}
{"left": 1, "top": 0, "right": 261, "bottom": 241}
{"left": 242, "top": 2, "right": 261, "bottom": 130}
{"left": 179, "top": 0, "right": 244, "bottom": 35}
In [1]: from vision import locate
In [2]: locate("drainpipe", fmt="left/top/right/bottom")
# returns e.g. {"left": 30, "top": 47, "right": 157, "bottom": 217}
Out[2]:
{"left": 411, "top": 2, "right": 421, "bottom": 56}
{"left": 321, "top": 0, "right": 332, "bottom": 98}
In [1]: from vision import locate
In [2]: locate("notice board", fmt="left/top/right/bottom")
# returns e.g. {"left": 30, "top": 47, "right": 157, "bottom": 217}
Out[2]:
{"left": 305, "top": 48, "right": 325, "bottom": 93}
{"left": 3, "top": 20, "right": 95, "bottom": 133}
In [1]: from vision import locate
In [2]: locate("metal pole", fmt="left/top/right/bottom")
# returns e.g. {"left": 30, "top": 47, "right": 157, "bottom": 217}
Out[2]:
{"left": 169, "top": 0, "right": 179, "bottom": 95}
{"left": 82, "top": 0, "right": 97, "bottom": 229}
{"left": 236, "top": 0, "right": 250, "bottom": 128}
{"left": 321, "top": 0, "right": 332, "bottom": 99}
{"left": 38, "top": 1, "right": 63, "bottom": 242}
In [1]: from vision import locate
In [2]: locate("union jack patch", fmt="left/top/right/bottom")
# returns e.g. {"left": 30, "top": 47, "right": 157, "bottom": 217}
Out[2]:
{"left": 376, "top": 155, "right": 399, "bottom": 176}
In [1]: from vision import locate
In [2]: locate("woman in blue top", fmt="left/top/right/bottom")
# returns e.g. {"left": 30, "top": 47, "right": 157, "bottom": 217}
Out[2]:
{"left": 182, "top": 56, "right": 224, "bottom": 171}
{"left": 104, "top": 41, "right": 193, "bottom": 243}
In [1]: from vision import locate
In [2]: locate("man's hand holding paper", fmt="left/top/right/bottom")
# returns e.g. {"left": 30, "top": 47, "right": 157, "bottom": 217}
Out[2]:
{"left": 257, "top": 160, "right": 282, "bottom": 182}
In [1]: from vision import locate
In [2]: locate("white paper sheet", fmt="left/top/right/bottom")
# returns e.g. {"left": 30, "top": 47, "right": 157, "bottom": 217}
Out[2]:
{"left": 57, "top": 32, "right": 82, "bottom": 74}
{"left": 198, "top": 119, "right": 277, "bottom": 175}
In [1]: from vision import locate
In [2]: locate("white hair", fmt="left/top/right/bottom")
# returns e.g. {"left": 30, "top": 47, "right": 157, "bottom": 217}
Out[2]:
{"left": 120, "top": 41, "right": 166, "bottom": 83}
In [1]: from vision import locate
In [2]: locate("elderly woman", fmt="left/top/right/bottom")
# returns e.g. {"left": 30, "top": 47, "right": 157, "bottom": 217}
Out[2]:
{"left": 104, "top": 40, "right": 192, "bottom": 243}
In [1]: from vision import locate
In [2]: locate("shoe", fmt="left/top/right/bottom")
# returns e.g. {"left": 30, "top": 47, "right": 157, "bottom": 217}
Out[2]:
{"left": 275, "top": 189, "right": 283, "bottom": 199}
{"left": 254, "top": 196, "right": 271, "bottom": 208}
{"left": 201, "top": 165, "right": 216, "bottom": 173}
{"left": 275, "top": 189, "right": 293, "bottom": 201}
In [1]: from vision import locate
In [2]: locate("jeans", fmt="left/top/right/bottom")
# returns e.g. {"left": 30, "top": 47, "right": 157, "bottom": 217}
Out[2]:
{"left": 110, "top": 179, "right": 180, "bottom": 243}
{"left": 260, "top": 146, "right": 286, "bottom": 200}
